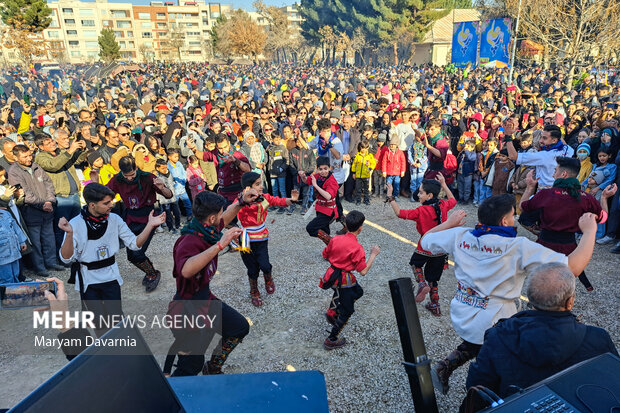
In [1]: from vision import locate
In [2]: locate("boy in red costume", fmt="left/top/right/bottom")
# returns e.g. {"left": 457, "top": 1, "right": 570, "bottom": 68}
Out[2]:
{"left": 320, "top": 210, "right": 380, "bottom": 350}
{"left": 236, "top": 172, "right": 299, "bottom": 306}
{"left": 299, "top": 156, "right": 340, "bottom": 243}
{"left": 386, "top": 172, "right": 456, "bottom": 316}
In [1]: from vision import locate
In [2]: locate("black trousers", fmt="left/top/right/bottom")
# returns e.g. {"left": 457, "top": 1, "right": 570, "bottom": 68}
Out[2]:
{"left": 329, "top": 284, "right": 364, "bottom": 318}
{"left": 343, "top": 172, "right": 355, "bottom": 201}
{"left": 354, "top": 178, "right": 370, "bottom": 202}
{"left": 307, "top": 211, "right": 335, "bottom": 236}
{"left": 81, "top": 280, "right": 123, "bottom": 337}
{"left": 410, "top": 252, "right": 446, "bottom": 284}
{"left": 240, "top": 240, "right": 272, "bottom": 279}
{"left": 126, "top": 221, "right": 155, "bottom": 264}
{"left": 336, "top": 183, "right": 344, "bottom": 219}
{"left": 171, "top": 300, "right": 249, "bottom": 377}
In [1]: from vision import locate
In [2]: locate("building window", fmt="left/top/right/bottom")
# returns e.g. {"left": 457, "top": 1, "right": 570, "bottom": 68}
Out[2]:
{"left": 85, "top": 41, "right": 98, "bottom": 48}
{"left": 113, "top": 31, "right": 123, "bottom": 38}
{"left": 186, "top": 31, "right": 200, "bottom": 36}
{"left": 188, "top": 41, "right": 200, "bottom": 46}
{"left": 62, "top": 8, "right": 73, "bottom": 14}
{"left": 144, "top": 41, "right": 153, "bottom": 48}
{"left": 157, "top": 22, "right": 167, "bottom": 28}
{"left": 87, "top": 51, "right": 98, "bottom": 57}
{"left": 142, "top": 32, "right": 152, "bottom": 38}
{"left": 102, "top": 20, "right": 112, "bottom": 27}
{"left": 80, "top": 9, "right": 95, "bottom": 17}
{"left": 64, "top": 19, "right": 75, "bottom": 25}
{"left": 138, "top": 12, "right": 150, "bottom": 19}
{"left": 156, "top": 13, "right": 166, "bottom": 19}
{"left": 127, "top": 31, "right": 134, "bottom": 38}
{"left": 47, "top": 31, "right": 59, "bottom": 38}
{"left": 117, "top": 21, "right": 131, "bottom": 28}
{"left": 66, "top": 30, "right": 77, "bottom": 35}
{"left": 169, "top": 13, "right": 176, "bottom": 19}
{"left": 83, "top": 30, "right": 97, "bottom": 37}
{"left": 68, "top": 41, "right": 79, "bottom": 47}
{"left": 119, "top": 41, "right": 126, "bottom": 48}
{"left": 111, "top": 10, "right": 127, "bottom": 18}
{"left": 50, "top": 15, "right": 59, "bottom": 27}
{"left": 128, "top": 41, "right": 135, "bottom": 48}
{"left": 141, "top": 22, "right": 152, "bottom": 29}
{"left": 71, "top": 51, "right": 81, "bottom": 57}
{"left": 189, "top": 50, "right": 201, "bottom": 55}
{"left": 81, "top": 20, "right": 95, "bottom": 27}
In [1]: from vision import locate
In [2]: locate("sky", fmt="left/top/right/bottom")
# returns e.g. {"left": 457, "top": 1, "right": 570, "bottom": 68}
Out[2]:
{"left": 107, "top": 0, "right": 293, "bottom": 10}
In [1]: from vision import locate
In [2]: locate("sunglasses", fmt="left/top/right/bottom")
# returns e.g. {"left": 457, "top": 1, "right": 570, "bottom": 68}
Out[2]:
{"left": 260, "top": 111, "right": 268, "bottom": 114}
{"left": 264, "top": 128, "right": 273, "bottom": 132}
{"left": 120, "top": 132, "right": 130, "bottom": 136}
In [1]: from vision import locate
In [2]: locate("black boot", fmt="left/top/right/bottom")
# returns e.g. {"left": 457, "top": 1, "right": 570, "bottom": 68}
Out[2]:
{"left": 431, "top": 347, "right": 477, "bottom": 395}
{"left": 324, "top": 315, "right": 349, "bottom": 350}
{"left": 133, "top": 258, "right": 161, "bottom": 292}
{"left": 335, "top": 218, "right": 348, "bottom": 235}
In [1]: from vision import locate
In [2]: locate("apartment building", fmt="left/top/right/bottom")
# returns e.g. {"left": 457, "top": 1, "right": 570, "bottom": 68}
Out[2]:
{"left": 39, "top": 0, "right": 231, "bottom": 63}
{"left": 0, "top": 0, "right": 302, "bottom": 64}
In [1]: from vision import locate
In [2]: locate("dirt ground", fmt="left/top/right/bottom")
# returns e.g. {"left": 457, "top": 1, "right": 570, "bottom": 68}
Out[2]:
{"left": 1, "top": 201, "right": 619, "bottom": 412}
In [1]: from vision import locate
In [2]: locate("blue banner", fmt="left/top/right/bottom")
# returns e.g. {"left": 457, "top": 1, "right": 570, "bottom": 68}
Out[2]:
{"left": 451, "top": 21, "right": 479, "bottom": 68}
{"left": 479, "top": 18, "right": 512, "bottom": 65}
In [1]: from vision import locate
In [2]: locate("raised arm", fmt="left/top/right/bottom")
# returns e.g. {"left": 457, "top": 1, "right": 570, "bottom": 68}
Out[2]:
{"left": 567, "top": 213, "right": 597, "bottom": 276}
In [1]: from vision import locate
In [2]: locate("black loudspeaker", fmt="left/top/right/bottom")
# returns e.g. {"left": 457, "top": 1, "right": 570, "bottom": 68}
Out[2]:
{"left": 481, "top": 352, "right": 620, "bottom": 412}
{"left": 389, "top": 277, "right": 439, "bottom": 413}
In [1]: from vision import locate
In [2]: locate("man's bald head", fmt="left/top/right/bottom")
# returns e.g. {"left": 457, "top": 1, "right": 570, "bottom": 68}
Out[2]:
{"left": 526, "top": 263, "right": 576, "bottom": 311}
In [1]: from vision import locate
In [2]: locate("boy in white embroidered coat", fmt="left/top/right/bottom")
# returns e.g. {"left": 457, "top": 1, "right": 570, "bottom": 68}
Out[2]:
{"left": 419, "top": 194, "right": 598, "bottom": 395}
{"left": 58, "top": 183, "right": 165, "bottom": 335}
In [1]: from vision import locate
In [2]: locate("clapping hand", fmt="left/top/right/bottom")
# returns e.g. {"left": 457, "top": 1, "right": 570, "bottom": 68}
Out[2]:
{"left": 147, "top": 210, "right": 166, "bottom": 228}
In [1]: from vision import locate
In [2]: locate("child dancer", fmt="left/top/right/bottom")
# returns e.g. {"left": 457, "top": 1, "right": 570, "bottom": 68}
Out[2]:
{"left": 300, "top": 156, "right": 340, "bottom": 244}
{"left": 237, "top": 172, "right": 299, "bottom": 306}
{"left": 351, "top": 140, "right": 376, "bottom": 205}
{"left": 386, "top": 173, "right": 456, "bottom": 316}
{"left": 321, "top": 210, "right": 380, "bottom": 349}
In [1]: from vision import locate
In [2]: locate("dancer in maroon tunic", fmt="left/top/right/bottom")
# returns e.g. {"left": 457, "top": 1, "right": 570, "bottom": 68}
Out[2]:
{"left": 107, "top": 156, "right": 173, "bottom": 292}
{"left": 186, "top": 133, "right": 251, "bottom": 205}
{"left": 520, "top": 157, "right": 615, "bottom": 291}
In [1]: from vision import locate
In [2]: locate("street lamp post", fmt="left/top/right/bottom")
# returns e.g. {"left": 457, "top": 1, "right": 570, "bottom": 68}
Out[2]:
{"left": 508, "top": 0, "right": 523, "bottom": 85}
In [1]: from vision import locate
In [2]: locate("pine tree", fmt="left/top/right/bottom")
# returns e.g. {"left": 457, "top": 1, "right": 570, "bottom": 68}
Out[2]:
{"left": 98, "top": 28, "right": 121, "bottom": 63}
{"left": 0, "top": 0, "right": 52, "bottom": 32}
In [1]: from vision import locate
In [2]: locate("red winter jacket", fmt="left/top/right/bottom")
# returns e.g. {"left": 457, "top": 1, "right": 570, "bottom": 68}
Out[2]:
{"left": 382, "top": 148, "right": 407, "bottom": 176}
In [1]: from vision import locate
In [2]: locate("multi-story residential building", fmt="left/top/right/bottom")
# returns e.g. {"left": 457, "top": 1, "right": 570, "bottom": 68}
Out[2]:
{"left": 0, "top": 0, "right": 301, "bottom": 64}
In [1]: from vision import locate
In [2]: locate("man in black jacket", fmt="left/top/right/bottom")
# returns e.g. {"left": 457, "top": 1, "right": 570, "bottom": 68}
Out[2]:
{"left": 465, "top": 262, "right": 618, "bottom": 398}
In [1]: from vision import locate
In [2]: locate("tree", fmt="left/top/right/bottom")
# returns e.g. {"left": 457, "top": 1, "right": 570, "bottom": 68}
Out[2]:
{"left": 169, "top": 24, "right": 186, "bottom": 62}
{"left": 479, "top": 0, "right": 620, "bottom": 89}
{"left": 253, "top": 0, "right": 295, "bottom": 63}
{"left": 0, "top": 0, "right": 52, "bottom": 32}
{"left": 98, "top": 28, "right": 120, "bottom": 63}
{"left": 209, "top": 15, "right": 227, "bottom": 57}
{"left": 214, "top": 9, "right": 266, "bottom": 61}
{"left": 0, "top": 21, "right": 49, "bottom": 65}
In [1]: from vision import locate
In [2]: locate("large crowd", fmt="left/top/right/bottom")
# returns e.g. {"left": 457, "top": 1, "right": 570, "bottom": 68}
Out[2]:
{"left": 0, "top": 62, "right": 618, "bottom": 408}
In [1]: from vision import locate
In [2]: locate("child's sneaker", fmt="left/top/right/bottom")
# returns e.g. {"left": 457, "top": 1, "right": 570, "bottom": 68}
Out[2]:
{"left": 363, "top": 199, "right": 370, "bottom": 205}
{"left": 300, "top": 206, "right": 307, "bottom": 215}
{"left": 323, "top": 337, "right": 346, "bottom": 350}
{"left": 287, "top": 205, "right": 295, "bottom": 215}
{"left": 415, "top": 281, "right": 431, "bottom": 303}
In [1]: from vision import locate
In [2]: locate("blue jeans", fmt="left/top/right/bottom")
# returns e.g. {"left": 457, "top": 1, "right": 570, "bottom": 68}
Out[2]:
{"left": 386, "top": 175, "right": 401, "bottom": 196}
{"left": 457, "top": 174, "right": 473, "bottom": 202}
{"left": 410, "top": 168, "right": 426, "bottom": 193}
{"left": 0, "top": 260, "right": 20, "bottom": 283}
{"left": 27, "top": 214, "right": 57, "bottom": 273}
{"left": 473, "top": 180, "right": 482, "bottom": 203}
{"left": 54, "top": 194, "right": 81, "bottom": 257}
{"left": 271, "top": 176, "right": 286, "bottom": 198}
{"left": 177, "top": 192, "right": 192, "bottom": 217}
{"left": 479, "top": 184, "right": 492, "bottom": 201}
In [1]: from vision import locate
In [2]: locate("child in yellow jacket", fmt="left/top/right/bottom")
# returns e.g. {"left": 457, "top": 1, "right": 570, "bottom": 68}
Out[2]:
{"left": 351, "top": 140, "right": 377, "bottom": 205}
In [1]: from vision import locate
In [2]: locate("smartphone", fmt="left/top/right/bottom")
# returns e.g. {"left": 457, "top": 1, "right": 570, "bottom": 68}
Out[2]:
{"left": 0, "top": 281, "right": 57, "bottom": 309}
{"left": 537, "top": 118, "right": 544, "bottom": 126}
{"left": 24, "top": 94, "right": 31, "bottom": 106}
{"left": 12, "top": 183, "right": 21, "bottom": 190}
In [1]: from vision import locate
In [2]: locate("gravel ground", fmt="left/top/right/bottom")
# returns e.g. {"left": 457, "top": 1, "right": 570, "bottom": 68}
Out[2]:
{"left": 1, "top": 198, "right": 619, "bottom": 412}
